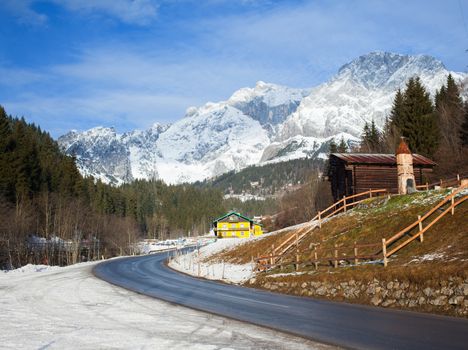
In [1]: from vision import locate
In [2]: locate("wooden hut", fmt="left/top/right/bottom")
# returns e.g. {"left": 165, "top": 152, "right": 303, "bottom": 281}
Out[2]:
{"left": 328, "top": 153, "right": 436, "bottom": 202}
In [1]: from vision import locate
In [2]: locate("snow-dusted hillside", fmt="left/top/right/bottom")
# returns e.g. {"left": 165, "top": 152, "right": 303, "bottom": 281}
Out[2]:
{"left": 58, "top": 52, "right": 467, "bottom": 185}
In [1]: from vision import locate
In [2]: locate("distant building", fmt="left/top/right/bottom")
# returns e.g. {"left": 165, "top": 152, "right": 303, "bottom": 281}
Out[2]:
{"left": 328, "top": 151, "right": 436, "bottom": 202}
{"left": 212, "top": 212, "right": 263, "bottom": 238}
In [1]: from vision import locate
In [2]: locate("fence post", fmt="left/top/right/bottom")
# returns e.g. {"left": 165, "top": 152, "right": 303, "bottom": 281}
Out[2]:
{"left": 270, "top": 244, "right": 274, "bottom": 266}
{"left": 343, "top": 196, "right": 347, "bottom": 213}
{"left": 318, "top": 210, "right": 322, "bottom": 228}
{"left": 382, "top": 238, "right": 387, "bottom": 267}
{"left": 451, "top": 188, "right": 455, "bottom": 215}
{"left": 295, "top": 248, "right": 299, "bottom": 271}
{"left": 369, "top": 189, "right": 372, "bottom": 198}
{"left": 314, "top": 246, "right": 318, "bottom": 269}
{"left": 354, "top": 241, "right": 358, "bottom": 265}
{"left": 418, "top": 215, "right": 424, "bottom": 242}
{"left": 280, "top": 256, "right": 284, "bottom": 271}
{"left": 440, "top": 179, "right": 443, "bottom": 187}
{"left": 334, "top": 244, "right": 338, "bottom": 268}
{"left": 457, "top": 174, "right": 460, "bottom": 186}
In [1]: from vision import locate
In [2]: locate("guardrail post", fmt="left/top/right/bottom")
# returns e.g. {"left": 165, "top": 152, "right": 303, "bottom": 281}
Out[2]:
{"left": 334, "top": 244, "right": 338, "bottom": 268}
{"left": 343, "top": 196, "right": 347, "bottom": 213}
{"left": 369, "top": 189, "right": 372, "bottom": 198}
{"left": 280, "top": 256, "right": 284, "bottom": 271}
{"left": 457, "top": 174, "right": 460, "bottom": 186}
{"left": 382, "top": 238, "right": 387, "bottom": 267}
{"left": 270, "top": 244, "right": 274, "bottom": 265}
{"left": 318, "top": 210, "right": 322, "bottom": 228}
{"left": 354, "top": 241, "right": 358, "bottom": 265}
{"left": 314, "top": 246, "right": 318, "bottom": 269}
{"left": 418, "top": 215, "right": 424, "bottom": 242}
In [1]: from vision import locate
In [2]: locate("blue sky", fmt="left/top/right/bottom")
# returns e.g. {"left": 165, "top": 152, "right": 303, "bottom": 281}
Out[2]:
{"left": 0, "top": 0, "right": 467, "bottom": 137}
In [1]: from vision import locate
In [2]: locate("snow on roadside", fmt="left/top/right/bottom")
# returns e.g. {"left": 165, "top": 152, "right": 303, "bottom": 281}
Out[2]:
{"left": 169, "top": 220, "right": 320, "bottom": 284}
{"left": 1, "top": 263, "right": 61, "bottom": 275}
{"left": 0, "top": 259, "right": 330, "bottom": 349}
{"left": 169, "top": 238, "right": 257, "bottom": 284}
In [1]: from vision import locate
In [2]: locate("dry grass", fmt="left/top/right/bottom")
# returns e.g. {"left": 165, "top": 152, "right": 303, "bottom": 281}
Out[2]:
{"left": 212, "top": 189, "right": 468, "bottom": 279}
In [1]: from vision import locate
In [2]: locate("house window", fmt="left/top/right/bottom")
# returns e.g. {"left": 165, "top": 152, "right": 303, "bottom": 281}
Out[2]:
{"left": 222, "top": 224, "right": 227, "bottom": 229}
{"left": 240, "top": 223, "right": 245, "bottom": 228}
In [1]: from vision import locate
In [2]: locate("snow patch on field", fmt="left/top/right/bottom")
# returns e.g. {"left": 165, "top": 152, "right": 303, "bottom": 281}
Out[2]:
{"left": 408, "top": 252, "right": 445, "bottom": 264}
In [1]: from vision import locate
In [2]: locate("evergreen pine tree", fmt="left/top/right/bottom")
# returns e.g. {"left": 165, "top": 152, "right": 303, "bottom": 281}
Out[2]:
{"left": 460, "top": 102, "right": 468, "bottom": 147}
{"left": 397, "top": 77, "right": 438, "bottom": 157}
{"left": 389, "top": 88, "right": 404, "bottom": 129}
{"left": 337, "top": 137, "right": 348, "bottom": 153}
{"left": 329, "top": 138, "right": 338, "bottom": 153}
{"left": 436, "top": 74, "right": 464, "bottom": 148}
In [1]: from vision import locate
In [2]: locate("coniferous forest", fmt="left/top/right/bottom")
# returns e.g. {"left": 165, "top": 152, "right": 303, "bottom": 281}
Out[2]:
{"left": 0, "top": 106, "right": 228, "bottom": 268}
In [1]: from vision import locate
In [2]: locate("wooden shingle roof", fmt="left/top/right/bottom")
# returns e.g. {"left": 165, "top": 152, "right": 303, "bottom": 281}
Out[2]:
{"left": 331, "top": 153, "right": 436, "bottom": 167}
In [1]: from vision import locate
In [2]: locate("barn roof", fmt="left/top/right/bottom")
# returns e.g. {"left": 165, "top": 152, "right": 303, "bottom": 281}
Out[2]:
{"left": 331, "top": 153, "right": 436, "bottom": 166}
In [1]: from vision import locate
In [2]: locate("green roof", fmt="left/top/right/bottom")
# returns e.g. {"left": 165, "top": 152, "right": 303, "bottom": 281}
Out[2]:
{"left": 212, "top": 211, "right": 253, "bottom": 224}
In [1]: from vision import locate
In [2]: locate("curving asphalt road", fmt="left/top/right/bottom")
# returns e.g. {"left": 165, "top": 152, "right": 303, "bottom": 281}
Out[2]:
{"left": 93, "top": 252, "right": 468, "bottom": 350}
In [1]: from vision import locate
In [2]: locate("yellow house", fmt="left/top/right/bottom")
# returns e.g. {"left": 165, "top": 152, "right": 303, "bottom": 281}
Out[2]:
{"left": 213, "top": 212, "right": 263, "bottom": 238}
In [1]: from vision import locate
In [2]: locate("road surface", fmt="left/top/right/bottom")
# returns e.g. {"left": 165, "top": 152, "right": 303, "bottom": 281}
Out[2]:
{"left": 94, "top": 252, "right": 468, "bottom": 350}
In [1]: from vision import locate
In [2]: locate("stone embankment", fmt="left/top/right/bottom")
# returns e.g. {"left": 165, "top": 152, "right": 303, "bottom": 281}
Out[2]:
{"left": 249, "top": 277, "right": 468, "bottom": 317}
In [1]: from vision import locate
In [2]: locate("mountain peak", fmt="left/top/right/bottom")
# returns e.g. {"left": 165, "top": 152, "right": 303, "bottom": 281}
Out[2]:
{"left": 335, "top": 51, "right": 446, "bottom": 89}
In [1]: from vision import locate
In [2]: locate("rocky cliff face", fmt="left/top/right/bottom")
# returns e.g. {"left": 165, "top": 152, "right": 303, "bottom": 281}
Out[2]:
{"left": 58, "top": 52, "right": 467, "bottom": 185}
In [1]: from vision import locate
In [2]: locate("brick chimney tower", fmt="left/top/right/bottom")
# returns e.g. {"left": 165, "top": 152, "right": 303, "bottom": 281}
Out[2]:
{"left": 396, "top": 138, "right": 416, "bottom": 194}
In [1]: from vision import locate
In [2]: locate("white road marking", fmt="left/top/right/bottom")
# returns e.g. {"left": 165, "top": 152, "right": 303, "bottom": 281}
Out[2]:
{"left": 215, "top": 292, "right": 290, "bottom": 308}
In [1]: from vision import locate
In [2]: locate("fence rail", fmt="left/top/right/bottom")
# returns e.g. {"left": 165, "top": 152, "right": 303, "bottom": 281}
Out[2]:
{"left": 262, "top": 189, "right": 388, "bottom": 266}
{"left": 257, "top": 176, "right": 467, "bottom": 272}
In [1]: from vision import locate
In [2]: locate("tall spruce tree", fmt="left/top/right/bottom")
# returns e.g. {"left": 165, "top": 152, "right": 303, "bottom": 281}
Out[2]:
{"left": 461, "top": 102, "right": 468, "bottom": 147}
{"left": 389, "top": 88, "right": 404, "bottom": 129}
{"left": 395, "top": 77, "right": 438, "bottom": 157}
{"left": 435, "top": 74, "right": 464, "bottom": 155}
{"left": 337, "top": 136, "right": 348, "bottom": 153}
{"left": 360, "top": 119, "right": 382, "bottom": 152}
{"left": 329, "top": 138, "right": 338, "bottom": 153}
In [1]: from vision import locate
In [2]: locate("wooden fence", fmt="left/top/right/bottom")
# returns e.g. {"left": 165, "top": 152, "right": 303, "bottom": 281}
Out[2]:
{"left": 256, "top": 188, "right": 388, "bottom": 270}
{"left": 382, "top": 184, "right": 467, "bottom": 266}
{"left": 415, "top": 173, "right": 467, "bottom": 191}
{"left": 256, "top": 179, "right": 467, "bottom": 272}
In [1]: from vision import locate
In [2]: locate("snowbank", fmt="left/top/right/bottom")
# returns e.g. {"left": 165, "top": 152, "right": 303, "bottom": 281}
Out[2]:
{"left": 169, "top": 238, "right": 257, "bottom": 284}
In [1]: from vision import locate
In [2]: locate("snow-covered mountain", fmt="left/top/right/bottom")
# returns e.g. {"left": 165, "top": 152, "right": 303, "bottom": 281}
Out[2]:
{"left": 279, "top": 52, "right": 465, "bottom": 140}
{"left": 58, "top": 52, "right": 467, "bottom": 185}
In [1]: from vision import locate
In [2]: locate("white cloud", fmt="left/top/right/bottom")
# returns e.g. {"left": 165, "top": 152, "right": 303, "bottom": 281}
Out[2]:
{"left": 1, "top": 0, "right": 159, "bottom": 26}
{"left": 1, "top": 0, "right": 47, "bottom": 25}
{"left": 51, "top": 0, "right": 159, "bottom": 25}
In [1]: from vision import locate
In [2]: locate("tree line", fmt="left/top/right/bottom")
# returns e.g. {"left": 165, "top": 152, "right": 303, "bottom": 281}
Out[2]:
{"left": 0, "top": 106, "right": 228, "bottom": 269}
